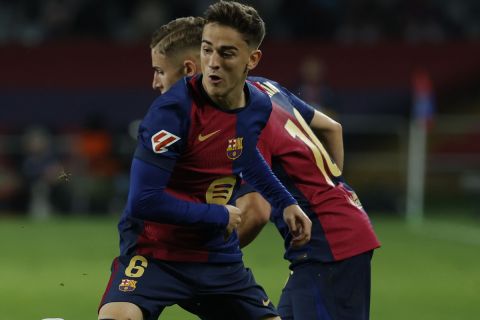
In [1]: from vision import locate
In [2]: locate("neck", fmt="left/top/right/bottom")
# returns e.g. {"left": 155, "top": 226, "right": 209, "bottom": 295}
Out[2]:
{"left": 201, "top": 74, "right": 248, "bottom": 110}
{"left": 210, "top": 89, "right": 246, "bottom": 110}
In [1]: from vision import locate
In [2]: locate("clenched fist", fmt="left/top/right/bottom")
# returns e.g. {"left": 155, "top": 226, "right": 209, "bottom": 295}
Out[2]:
{"left": 224, "top": 204, "right": 242, "bottom": 240}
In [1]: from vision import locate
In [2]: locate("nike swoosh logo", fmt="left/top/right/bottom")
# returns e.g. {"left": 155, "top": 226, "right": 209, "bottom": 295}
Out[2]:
{"left": 198, "top": 130, "right": 221, "bottom": 142}
{"left": 262, "top": 298, "right": 271, "bottom": 306}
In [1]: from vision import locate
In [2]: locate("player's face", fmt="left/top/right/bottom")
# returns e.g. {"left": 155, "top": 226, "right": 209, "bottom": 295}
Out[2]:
{"left": 201, "top": 23, "right": 261, "bottom": 106}
{"left": 151, "top": 49, "right": 184, "bottom": 94}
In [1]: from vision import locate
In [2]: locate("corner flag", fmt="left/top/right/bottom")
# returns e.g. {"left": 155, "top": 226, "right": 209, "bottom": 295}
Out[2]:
{"left": 406, "top": 68, "right": 435, "bottom": 226}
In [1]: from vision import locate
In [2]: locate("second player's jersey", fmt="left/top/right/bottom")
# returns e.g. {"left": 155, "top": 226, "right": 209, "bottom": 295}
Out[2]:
{"left": 246, "top": 77, "right": 380, "bottom": 265}
{"left": 118, "top": 75, "right": 295, "bottom": 264}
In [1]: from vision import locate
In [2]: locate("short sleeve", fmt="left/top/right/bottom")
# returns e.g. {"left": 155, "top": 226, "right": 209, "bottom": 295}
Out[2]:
{"left": 282, "top": 88, "right": 315, "bottom": 123}
{"left": 263, "top": 80, "right": 314, "bottom": 124}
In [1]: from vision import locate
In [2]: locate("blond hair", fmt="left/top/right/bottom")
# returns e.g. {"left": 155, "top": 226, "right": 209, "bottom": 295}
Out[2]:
{"left": 150, "top": 16, "right": 205, "bottom": 56}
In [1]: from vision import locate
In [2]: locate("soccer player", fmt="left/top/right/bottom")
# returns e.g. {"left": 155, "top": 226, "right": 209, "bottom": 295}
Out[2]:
{"left": 144, "top": 11, "right": 381, "bottom": 320}
{"left": 97, "top": 2, "right": 311, "bottom": 320}
{"left": 236, "top": 77, "right": 381, "bottom": 320}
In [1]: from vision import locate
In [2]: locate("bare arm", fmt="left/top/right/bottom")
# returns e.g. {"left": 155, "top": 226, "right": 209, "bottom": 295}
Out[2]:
{"left": 309, "top": 110, "right": 344, "bottom": 171}
{"left": 236, "top": 192, "right": 311, "bottom": 248}
{"left": 236, "top": 192, "right": 271, "bottom": 248}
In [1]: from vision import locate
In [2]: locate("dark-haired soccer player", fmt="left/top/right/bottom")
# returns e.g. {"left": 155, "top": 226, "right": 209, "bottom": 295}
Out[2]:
{"left": 98, "top": 3, "right": 311, "bottom": 320}
{"left": 138, "top": 10, "right": 381, "bottom": 320}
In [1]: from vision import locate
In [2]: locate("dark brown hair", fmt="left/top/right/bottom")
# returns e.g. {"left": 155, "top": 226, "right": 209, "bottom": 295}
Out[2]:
{"left": 204, "top": 1, "right": 265, "bottom": 48}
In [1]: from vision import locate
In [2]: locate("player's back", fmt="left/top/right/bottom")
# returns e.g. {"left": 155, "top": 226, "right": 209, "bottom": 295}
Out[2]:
{"left": 249, "top": 77, "right": 380, "bottom": 264}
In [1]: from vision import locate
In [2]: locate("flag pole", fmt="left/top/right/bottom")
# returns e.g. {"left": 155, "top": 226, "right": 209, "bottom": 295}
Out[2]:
{"left": 406, "top": 117, "right": 426, "bottom": 226}
{"left": 406, "top": 69, "right": 434, "bottom": 227}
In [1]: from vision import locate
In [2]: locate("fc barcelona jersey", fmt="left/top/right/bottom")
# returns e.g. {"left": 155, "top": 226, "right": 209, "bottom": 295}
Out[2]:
{"left": 244, "top": 77, "right": 381, "bottom": 265}
{"left": 118, "top": 75, "right": 296, "bottom": 263}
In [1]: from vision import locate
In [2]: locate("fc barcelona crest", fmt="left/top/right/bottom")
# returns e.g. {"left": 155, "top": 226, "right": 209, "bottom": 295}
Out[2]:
{"left": 226, "top": 137, "right": 243, "bottom": 160}
{"left": 119, "top": 279, "right": 137, "bottom": 292}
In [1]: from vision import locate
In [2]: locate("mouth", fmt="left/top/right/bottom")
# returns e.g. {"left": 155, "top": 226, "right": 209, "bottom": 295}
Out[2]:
{"left": 208, "top": 74, "right": 222, "bottom": 85}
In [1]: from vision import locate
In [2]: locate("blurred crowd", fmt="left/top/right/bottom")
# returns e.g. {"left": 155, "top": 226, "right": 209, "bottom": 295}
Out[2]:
{"left": 0, "top": 117, "right": 135, "bottom": 216}
{"left": 1, "top": 0, "right": 479, "bottom": 216}
{"left": 1, "top": 0, "right": 479, "bottom": 46}
{"left": 0, "top": 39, "right": 339, "bottom": 215}
{"left": 0, "top": 52, "right": 335, "bottom": 216}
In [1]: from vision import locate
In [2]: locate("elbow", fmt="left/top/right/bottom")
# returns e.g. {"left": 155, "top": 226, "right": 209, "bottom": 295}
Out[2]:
{"left": 332, "top": 120, "right": 342, "bottom": 134}
{"left": 328, "top": 120, "right": 343, "bottom": 141}
{"left": 238, "top": 194, "right": 271, "bottom": 225}
{"left": 126, "top": 189, "right": 155, "bottom": 218}
{"left": 243, "top": 201, "right": 270, "bottom": 226}
{"left": 256, "top": 206, "right": 271, "bottom": 225}
{"left": 126, "top": 193, "right": 142, "bottom": 218}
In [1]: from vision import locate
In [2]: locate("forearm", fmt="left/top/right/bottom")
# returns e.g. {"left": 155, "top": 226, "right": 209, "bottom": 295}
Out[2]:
{"left": 310, "top": 110, "right": 344, "bottom": 171}
{"left": 127, "top": 158, "right": 229, "bottom": 227}
{"left": 284, "top": 86, "right": 344, "bottom": 171}
{"left": 316, "top": 123, "right": 343, "bottom": 171}
{"left": 236, "top": 192, "right": 271, "bottom": 248}
{"left": 242, "top": 148, "right": 297, "bottom": 210}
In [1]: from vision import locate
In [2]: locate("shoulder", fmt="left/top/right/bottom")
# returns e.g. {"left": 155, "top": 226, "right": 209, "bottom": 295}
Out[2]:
{"left": 250, "top": 77, "right": 315, "bottom": 123}
{"left": 243, "top": 81, "right": 272, "bottom": 124}
{"left": 247, "top": 76, "right": 283, "bottom": 98}
{"left": 148, "top": 78, "right": 192, "bottom": 117}
{"left": 138, "top": 79, "right": 193, "bottom": 149}
{"left": 141, "top": 79, "right": 195, "bottom": 130}
{"left": 246, "top": 80, "right": 271, "bottom": 106}
{"left": 247, "top": 76, "right": 293, "bottom": 115}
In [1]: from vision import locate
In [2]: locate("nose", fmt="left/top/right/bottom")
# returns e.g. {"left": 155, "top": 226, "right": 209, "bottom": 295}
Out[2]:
{"left": 208, "top": 51, "right": 220, "bottom": 70}
{"left": 152, "top": 73, "right": 163, "bottom": 92}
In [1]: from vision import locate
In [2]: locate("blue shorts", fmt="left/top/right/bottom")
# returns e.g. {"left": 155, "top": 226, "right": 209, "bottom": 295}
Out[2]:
{"left": 278, "top": 251, "right": 373, "bottom": 320}
{"left": 99, "top": 254, "right": 278, "bottom": 320}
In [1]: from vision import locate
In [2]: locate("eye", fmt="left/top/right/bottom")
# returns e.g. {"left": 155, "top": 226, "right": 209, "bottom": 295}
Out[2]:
{"left": 221, "top": 51, "right": 235, "bottom": 58}
{"left": 202, "top": 47, "right": 213, "bottom": 54}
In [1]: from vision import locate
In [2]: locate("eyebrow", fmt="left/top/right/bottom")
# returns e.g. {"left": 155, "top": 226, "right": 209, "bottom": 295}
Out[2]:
{"left": 202, "top": 39, "right": 238, "bottom": 51}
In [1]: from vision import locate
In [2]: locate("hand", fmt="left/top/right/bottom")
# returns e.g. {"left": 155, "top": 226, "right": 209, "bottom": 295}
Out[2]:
{"left": 225, "top": 205, "right": 242, "bottom": 240}
{"left": 282, "top": 204, "right": 312, "bottom": 248}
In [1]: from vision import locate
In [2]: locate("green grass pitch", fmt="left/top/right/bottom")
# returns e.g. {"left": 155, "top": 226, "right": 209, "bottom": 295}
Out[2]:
{"left": 1, "top": 214, "right": 479, "bottom": 319}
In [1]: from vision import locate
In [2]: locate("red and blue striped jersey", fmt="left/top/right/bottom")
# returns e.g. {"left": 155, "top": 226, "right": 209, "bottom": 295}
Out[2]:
{"left": 118, "top": 75, "right": 296, "bottom": 263}
{"left": 244, "top": 77, "right": 380, "bottom": 265}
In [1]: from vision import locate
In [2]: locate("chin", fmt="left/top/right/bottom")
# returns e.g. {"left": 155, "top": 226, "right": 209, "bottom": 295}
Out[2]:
{"left": 205, "top": 84, "right": 225, "bottom": 97}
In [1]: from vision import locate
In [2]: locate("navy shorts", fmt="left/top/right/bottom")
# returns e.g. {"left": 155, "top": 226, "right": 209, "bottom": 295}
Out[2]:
{"left": 278, "top": 251, "right": 373, "bottom": 320}
{"left": 99, "top": 254, "right": 278, "bottom": 320}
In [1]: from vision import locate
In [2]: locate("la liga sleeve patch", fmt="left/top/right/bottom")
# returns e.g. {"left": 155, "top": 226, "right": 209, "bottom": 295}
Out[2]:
{"left": 151, "top": 130, "right": 181, "bottom": 154}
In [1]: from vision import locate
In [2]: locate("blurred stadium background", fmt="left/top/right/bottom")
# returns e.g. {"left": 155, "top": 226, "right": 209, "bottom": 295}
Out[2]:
{"left": 1, "top": 0, "right": 479, "bottom": 319}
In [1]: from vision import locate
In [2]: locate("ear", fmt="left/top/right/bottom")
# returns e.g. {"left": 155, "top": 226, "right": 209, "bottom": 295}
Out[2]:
{"left": 247, "top": 49, "right": 262, "bottom": 71}
{"left": 183, "top": 59, "right": 198, "bottom": 76}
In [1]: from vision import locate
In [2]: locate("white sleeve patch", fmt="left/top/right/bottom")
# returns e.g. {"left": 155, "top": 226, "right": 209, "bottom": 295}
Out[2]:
{"left": 151, "top": 130, "right": 181, "bottom": 154}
